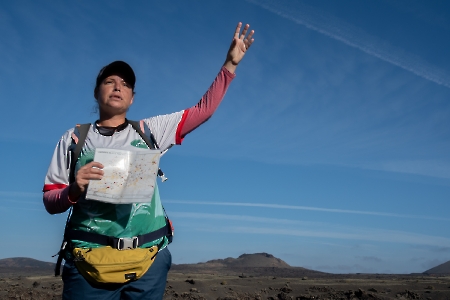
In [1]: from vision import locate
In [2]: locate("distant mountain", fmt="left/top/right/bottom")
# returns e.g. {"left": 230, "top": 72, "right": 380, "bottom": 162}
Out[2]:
{"left": 171, "top": 252, "right": 326, "bottom": 277}
{"left": 0, "top": 257, "right": 54, "bottom": 269}
{"left": 0, "top": 257, "right": 55, "bottom": 276}
{"left": 203, "top": 253, "right": 291, "bottom": 268}
{"left": 423, "top": 260, "right": 450, "bottom": 275}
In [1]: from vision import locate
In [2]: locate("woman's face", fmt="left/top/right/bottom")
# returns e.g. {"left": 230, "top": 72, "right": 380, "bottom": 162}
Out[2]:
{"left": 95, "top": 74, "right": 134, "bottom": 116}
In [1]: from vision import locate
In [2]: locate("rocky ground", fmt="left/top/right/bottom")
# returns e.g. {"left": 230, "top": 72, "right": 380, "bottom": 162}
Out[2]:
{"left": 1, "top": 254, "right": 450, "bottom": 299}
{"left": 164, "top": 272, "right": 450, "bottom": 300}
{"left": 1, "top": 272, "right": 450, "bottom": 300}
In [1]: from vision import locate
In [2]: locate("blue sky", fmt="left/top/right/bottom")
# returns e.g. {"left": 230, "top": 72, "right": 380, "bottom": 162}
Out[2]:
{"left": 0, "top": 0, "right": 449, "bottom": 274}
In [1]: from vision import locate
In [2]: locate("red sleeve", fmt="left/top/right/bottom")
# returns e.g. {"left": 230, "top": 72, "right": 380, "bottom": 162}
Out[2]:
{"left": 176, "top": 66, "right": 235, "bottom": 143}
{"left": 43, "top": 186, "right": 74, "bottom": 215}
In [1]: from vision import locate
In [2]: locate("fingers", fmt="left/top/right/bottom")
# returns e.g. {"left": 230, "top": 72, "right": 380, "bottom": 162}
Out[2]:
{"left": 72, "top": 161, "right": 104, "bottom": 195}
{"left": 240, "top": 24, "right": 249, "bottom": 39}
{"left": 78, "top": 161, "right": 104, "bottom": 180}
{"left": 234, "top": 22, "right": 242, "bottom": 39}
{"left": 88, "top": 161, "right": 104, "bottom": 169}
{"left": 246, "top": 29, "right": 255, "bottom": 43}
{"left": 234, "top": 22, "right": 251, "bottom": 40}
{"left": 243, "top": 30, "right": 255, "bottom": 50}
{"left": 234, "top": 22, "right": 255, "bottom": 50}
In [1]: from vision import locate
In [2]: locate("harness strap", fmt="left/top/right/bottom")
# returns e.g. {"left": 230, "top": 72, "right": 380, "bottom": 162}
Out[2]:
{"left": 69, "top": 124, "right": 91, "bottom": 184}
{"left": 54, "top": 244, "right": 65, "bottom": 276}
{"left": 56, "top": 123, "right": 90, "bottom": 275}
{"left": 128, "top": 120, "right": 159, "bottom": 150}
{"left": 65, "top": 221, "right": 170, "bottom": 250}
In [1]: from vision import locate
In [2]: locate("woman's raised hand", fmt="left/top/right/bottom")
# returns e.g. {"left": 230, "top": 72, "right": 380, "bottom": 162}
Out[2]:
{"left": 224, "top": 22, "right": 255, "bottom": 73}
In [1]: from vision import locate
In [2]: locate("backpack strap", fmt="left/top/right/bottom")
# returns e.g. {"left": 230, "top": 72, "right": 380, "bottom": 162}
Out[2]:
{"left": 69, "top": 124, "right": 91, "bottom": 184}
{"left": 128, "top": 120, "right": 158, "bottom": 150}
{"left": 55, "top": 123, "right": 90, "bottom": 276}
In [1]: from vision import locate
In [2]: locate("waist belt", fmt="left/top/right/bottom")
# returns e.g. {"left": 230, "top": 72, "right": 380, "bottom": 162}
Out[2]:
{"left": 65, "top": 224, "right": 169, "bottom": 250}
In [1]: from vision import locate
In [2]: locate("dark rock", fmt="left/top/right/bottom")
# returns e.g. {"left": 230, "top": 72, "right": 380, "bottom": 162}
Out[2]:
{"left": 277, "top": 292, "right": 292, "bottom": 300}
{"left": 185, "top": 279, "right": 195, "bottom": 284}
{"left": 355, "top": 288, "right": 365, "bottom": 297}
{"left": 294, "top": 296, "right": 313, "bottom": 300}
{"left": 345, "top": 290, "right": 354, "bottom": 298}
{"left": 396, "top": 290, "right": 421, "bottom": 299}
{"left": 280, "top": 286, "right": 292, "bottom": 293}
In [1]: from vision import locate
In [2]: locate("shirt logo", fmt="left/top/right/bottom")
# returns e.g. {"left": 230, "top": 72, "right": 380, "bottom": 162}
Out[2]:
{"left": 131, "top": 139, "right": 149, "bottom": 149}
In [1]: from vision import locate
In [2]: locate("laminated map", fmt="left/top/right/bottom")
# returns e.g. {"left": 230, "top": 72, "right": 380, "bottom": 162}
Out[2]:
{"left": 86, "top": 148, "right": 160, "bottom": 203}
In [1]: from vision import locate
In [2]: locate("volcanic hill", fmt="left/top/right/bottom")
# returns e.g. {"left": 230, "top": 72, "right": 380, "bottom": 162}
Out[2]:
{"left": 0, "top": 257, "right": 55, "bottom": 277}
{"left": 423, "top": 260, "right": 450, "bottom": 275}
{"left": 171, "top": 252, "right": 325, "bottom": 277}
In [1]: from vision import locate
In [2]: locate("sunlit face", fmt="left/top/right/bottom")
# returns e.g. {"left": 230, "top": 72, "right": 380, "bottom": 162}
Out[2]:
{"left": 95, "top": 74, "right": 134, "bottom": 116}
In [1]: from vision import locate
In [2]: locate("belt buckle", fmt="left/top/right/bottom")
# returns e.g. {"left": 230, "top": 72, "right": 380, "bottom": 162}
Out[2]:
{"left": 117, "top": 237, "right": 138, "bottom": 250}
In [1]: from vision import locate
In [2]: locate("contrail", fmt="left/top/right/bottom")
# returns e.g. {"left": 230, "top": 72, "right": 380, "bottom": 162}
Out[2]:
{"left": 165, "top": 200, "right": 450, "bottom": 221}
{"left": 170, "top": 212, "right": 450, "bottom": 246}
{"left": 212, "top": 226, "right": 450, "bottom": 247}
{"left": 246, "top": 0, "right": 450, "bottom": 88}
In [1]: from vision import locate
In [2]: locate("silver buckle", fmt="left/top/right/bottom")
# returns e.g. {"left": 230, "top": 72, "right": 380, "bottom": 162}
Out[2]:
{"left": 117, "top": 237, "right": 138, "bottom": 250}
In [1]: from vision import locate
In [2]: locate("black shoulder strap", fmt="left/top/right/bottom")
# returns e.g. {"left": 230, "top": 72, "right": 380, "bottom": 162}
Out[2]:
{"left": 55, "top": 124, "right": 90, "bottom": 276}
{"left": 128, "top": 120, "right": 159, "bottom": 150}
{"left": 69, "top": 124, "right": 91, "bottom": 184}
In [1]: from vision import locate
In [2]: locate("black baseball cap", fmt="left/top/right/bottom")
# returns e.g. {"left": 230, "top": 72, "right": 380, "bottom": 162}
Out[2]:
{"left": 95, "top": 61, "right": 136, "bottom": 90}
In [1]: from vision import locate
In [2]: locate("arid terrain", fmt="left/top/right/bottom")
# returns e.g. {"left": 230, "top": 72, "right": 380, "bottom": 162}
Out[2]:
{"left": 1, "top": 253, "right": 450, "bottom": 299}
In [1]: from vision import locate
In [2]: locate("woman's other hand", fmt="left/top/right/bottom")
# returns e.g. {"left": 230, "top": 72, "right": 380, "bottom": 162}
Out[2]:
{"left": 69, "top": 161, "right": 104, "bottom": 202}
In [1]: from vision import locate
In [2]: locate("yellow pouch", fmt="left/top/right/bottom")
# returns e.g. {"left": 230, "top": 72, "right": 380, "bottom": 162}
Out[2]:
{"left": 72, "top": 246, "right": 158, "bottom": 284}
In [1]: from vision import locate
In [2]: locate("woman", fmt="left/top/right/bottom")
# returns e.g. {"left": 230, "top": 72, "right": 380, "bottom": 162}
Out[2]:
{"left": 43, "top": 22, "right": 254, "bottom": 299}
